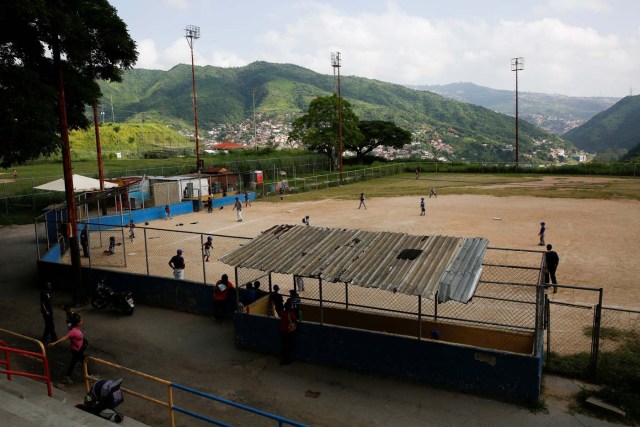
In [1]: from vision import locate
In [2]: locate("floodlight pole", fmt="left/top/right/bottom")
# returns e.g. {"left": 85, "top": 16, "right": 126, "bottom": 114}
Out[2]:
{"left": 186, "top": 25, "right": 201, "bottom": 172}
{"left": 331, "top": 52, "right": 343, "bottom": 182}
{"left": 252, "top": 88, "right": 257, "bottom": 152}
{"left": 511, "top": 57, "right": 524, "bottom": 168}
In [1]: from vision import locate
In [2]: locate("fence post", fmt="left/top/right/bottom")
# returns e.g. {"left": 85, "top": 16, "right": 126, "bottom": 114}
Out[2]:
{"left": 143, "top": 228, "right": 150, "bottom": 276}
{"left": 418, "top": 295, "right": 422, "bottom": 340}
{"left": 344, "top": 282, "right": 349, "bottom": 309}
{"left": 545, "top": 294, "right": 551, "bottom": 369}
{"left": 201, "top": 233, "right": 206, "bottom": 285}
{"left": 434, "top": 291, "right": 438, "bottom": 321}
{"left": 319, "top": 277, "right": 323, "bottom": 325}
{"left": 590, "top": 288, "right": 603, "bottom": 376}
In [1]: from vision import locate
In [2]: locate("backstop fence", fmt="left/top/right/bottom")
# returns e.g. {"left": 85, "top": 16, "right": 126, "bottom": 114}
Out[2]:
{"left": 35, "top": 219, "right": 640, "bottom": 378}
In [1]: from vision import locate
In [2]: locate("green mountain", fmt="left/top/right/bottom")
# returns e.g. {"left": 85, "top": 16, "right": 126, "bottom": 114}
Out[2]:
{"left": 97, "top": 61, "right": 566, "bottom": 162}
{"left": 563, "top": 95, "right": 640, "bottom": 156}
{"left": 415, "top": 82, "right": 619, "bottom": 135}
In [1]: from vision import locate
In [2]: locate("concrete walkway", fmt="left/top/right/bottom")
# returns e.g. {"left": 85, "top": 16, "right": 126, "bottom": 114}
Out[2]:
{"left": 0, "top": 224, "right": 627, "bottom": 426}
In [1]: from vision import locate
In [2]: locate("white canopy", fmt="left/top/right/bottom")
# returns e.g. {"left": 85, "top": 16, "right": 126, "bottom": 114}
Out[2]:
{"left": 34, "top": 174, "right": 118, "bottom": 192}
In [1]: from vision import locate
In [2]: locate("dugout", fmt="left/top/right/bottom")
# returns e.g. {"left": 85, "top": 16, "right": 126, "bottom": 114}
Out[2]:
{"left": 223, "top": 225, "right": 545, "bottom": 402}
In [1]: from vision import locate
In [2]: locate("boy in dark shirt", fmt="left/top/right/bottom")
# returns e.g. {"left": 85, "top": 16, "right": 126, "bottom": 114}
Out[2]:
{"left": 544, "top": 244, "right": 560, "bottom": 292}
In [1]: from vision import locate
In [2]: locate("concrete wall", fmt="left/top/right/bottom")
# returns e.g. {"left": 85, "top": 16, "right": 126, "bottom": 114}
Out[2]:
{"left": 234, "top": 311, "right": 542, "bottom": 402}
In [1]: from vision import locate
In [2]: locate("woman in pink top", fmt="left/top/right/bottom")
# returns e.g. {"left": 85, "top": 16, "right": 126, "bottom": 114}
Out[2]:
{"left": 48, "top": 312, "right": 87, "bottom": 384}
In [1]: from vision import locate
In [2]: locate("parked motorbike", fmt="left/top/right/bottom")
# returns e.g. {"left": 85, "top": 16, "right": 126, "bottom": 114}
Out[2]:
{"left": 91, "top": 279, "right": 134, "bottom": 315}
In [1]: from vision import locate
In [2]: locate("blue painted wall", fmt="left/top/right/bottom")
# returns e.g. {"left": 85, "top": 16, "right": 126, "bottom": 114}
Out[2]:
{"left": 234, "top": 312, "right": 542, "bottom": 402}
{"left": 37, "top": 262, "right": 236, "bottom": 317}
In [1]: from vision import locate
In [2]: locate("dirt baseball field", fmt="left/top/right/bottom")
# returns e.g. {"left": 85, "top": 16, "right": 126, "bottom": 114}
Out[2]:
{"left": 105, "top": 175, "right": 640, "bottom": 309}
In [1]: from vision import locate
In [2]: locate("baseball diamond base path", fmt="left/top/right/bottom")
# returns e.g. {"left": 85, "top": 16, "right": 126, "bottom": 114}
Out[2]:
{"left": 129, "top": 192, "right": 640, "bottom": 308}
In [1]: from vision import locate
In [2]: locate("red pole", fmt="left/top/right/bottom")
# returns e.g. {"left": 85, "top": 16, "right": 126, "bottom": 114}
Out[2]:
{"left": 92, "top": 103, "right": 105, "bottom": 190}
{"left": 56, "top": 53, "right": 84, "bottom": 304}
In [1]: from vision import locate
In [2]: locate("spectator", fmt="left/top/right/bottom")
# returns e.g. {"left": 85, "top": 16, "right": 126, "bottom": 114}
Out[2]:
{"left": 545, "top": 244, "right": 560, "bottom": 293}
{"left": 169, "top": 249, "right": 185, "bottom": 279}
{"left": 271, "top": 284, "right": 284, "bottom": 317}
{"left": 164, "top": 204, "right": 172, "bottom": 220}
{"left": 213, "top": 274, "right": 234, "bottom": 322}
{"left": 48, "top": 312, "right": 89, "bottom": 384}
{"left": 203, "top": 236, "right": 213, "bottom": 262}
{"left": 279, "top": 300, "right": 298, "bottom": 365}
{"left": 40, "top": 282, "right": 57, "bottom": 344}
{"left": 538, "top": 222, "right": 546, "bottom": 246}
{"left": 286, "top": 289, "right": 302, "bottom": 321}
{"left": 80, "top": 224, "right": 89, "bottom": 258}
{"left": 241, "top": 282, "right": 256, "bottom": 306}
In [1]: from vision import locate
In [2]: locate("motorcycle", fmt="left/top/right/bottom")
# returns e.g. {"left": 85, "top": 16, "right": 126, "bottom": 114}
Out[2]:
{"left": 91, "top": 279, "right": 134, "bottom": 315}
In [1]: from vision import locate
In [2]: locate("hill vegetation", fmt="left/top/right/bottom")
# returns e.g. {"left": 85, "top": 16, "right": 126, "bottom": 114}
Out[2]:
{"left": 563, "top": 95, "right": 640, "bottom": 157}
{"left": 97, "top": 61, "right": 566, "bottom": 162}
{"left": 417, "top": 82, "right": 619, "bottom": 135}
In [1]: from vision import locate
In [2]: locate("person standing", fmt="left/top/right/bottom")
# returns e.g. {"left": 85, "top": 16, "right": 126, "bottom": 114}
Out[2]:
{"left": 286, "top": 289, "right": 302, "bottom": 320}
{"left": 271, "top": 284, "right": 284, "bottom": 317}
{"left": 164, "top": 204, "right": 172, "bottom": 220}
{"left": 420, "top": 197, "right": 426, "bottom": 216}
{"left": 169, "top": 249, "right": 185, "bottom": 279}
{"left": 279, "top": 187, "right": 285, "bottom": 200}
{"left": 128, "top": 219, "right": 136, "bottom": 242}
{"left": 203, "top": 236, "right": 213, "bottom": 262}
{"left": 80, "top": 224, "right": 89, "bottom": 258}
{"left": 13, "top": 169, "right": 18, "bottom": 180}
{"left": 213, "top": 274, "right": 234, "bottom": 322}
{"left": 429, "top": 187, "right": 437, "bottom": 198}
{"left": 358, "top": 192, "right": 367, "bottom": 210}
{"left": 40, "top": 282, "right": 57, "bottom": 344}
{"left": 207, "top": 196, "right": 213, "bottom": 213}
{"left": 538, "top": 222, "right": 546, "bottom": 246}
{"left": 244, "top": 191, "right": 251, "bottom": 207}
{"left": 233, "top": 197, "right": 243, "bottom": 222}
{"left": 48, "top": 313, "right": 88, "bottom": 384}
{"left": 415, "top": 168, "right": 420, "bottom": 180}
{"left": 279, "top": 301, "right": 298, "bottom": 365}
{"left": 544, "top": 244, "right": 560, "bottom": 293}
{"left": 63, "top": 304, "right": 76, "bottom": 330}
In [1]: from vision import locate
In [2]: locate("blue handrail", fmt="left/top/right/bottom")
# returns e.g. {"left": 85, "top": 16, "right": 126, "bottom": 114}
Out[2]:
{"left": 170, "top": 383, "right": 310, "bottom": 427}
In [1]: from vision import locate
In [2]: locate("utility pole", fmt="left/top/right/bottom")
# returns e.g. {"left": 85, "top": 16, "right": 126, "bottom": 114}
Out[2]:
{"left": 331, "top": 52, "right": 343, "bottom": 182}
{"left": 252, "top": 88, "right": 257, "bottom": 152}
{"left": 511, "top": 57, "right": 524, "bottom": 168}
{"left": 185, "top": 25, "right": 202, "bottom": 172}
{"left": 92, "top": 103, "right": 105, "bottom": 190}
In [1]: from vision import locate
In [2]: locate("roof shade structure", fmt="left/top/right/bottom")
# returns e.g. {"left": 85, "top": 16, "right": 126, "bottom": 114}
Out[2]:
{"left": 34, "top": 174, "right": 118, "bottom": 192}
{"left": 220, "top": 224, "right": 489, "bottom": 303}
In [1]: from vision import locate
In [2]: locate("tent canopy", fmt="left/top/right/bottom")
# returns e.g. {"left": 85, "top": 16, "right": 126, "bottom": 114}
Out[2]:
{"left": 34, "top": 174, "right": 118, "bottom": 192}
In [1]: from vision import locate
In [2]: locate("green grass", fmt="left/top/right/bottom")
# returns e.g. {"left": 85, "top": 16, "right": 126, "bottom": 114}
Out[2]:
{"left": 547, "top": 328, "right": 640, "bottom": 423}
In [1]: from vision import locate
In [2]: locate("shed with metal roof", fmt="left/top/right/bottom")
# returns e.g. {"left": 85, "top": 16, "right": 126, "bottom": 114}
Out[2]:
{"left": 220, "top": 224, "right": 488, "bottom": 303}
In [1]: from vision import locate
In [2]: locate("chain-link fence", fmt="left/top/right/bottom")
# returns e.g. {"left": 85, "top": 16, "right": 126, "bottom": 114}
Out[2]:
{"left": 234, "top": 247, "right": 545, "bottom": 354}
{"left": 36, "top": 221, "right": 250, "bottom": 286}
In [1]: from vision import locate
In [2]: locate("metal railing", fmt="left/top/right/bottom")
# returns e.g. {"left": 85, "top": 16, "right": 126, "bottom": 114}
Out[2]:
{"left": 84, "top": 356, "right": 308, "bottom": 427}
{"left": 0, "top": 328, "right": 52, "bottom": 396}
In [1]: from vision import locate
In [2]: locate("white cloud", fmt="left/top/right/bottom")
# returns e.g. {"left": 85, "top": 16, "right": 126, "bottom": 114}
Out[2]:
{"left": 163, "top": 0, "right": 188, "bottom": 10}
{"left": 251, "top": 3, "right": 639, "bottom": 96}
{"left": 539, "top": 0, "right": 609, "bottom": 13}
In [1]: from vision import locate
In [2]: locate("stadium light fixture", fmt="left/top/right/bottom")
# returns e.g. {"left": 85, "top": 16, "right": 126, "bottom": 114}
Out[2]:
{"left": 185, "top": 25, "right": 202, "bottom": 171}
{"left": 331, "top": 52, "right": 343, "bottom": 182}
{"left": 511, "top": 57, "right": 524, "bottom": 167}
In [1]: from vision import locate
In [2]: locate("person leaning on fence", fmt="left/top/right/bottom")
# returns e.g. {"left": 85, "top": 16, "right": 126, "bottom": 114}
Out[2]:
{"left": 213, "top": 274, "right": 234, "bottom": 322}
{"left": 169, "top": 249, "right": 185, "bottom": 279}
{"left": 544, "top": 244, "right": 560, "bottom": 293}
{"left": 286, "top": 289, "right": 302, "bottom": 321}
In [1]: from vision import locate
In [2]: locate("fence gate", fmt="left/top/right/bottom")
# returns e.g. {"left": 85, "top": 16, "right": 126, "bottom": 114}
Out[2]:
{"left": 544, "top": 285, "right": 603, "bottom": 376}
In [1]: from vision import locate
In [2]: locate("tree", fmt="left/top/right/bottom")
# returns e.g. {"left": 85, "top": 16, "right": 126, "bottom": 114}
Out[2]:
{"left": 351, "top": 120, "right": 412, "bottom": 163}
{"left": 0, "top": 0, "right": 137, "bottom": 166}
{"left": 288, "top": 95, "right": 362, "bottom": 168}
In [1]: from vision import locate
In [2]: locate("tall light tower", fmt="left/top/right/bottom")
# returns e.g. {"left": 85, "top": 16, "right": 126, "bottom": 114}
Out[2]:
{"left": 185, "top": 25, "right": 202, "bottom": 171}
{"left": 511, "top": 57, "right": 524, "bottom": 167}
{"left": 251, "top": 88, "right": 258, "bottom": 152}
{"left": 331, "top": 51, "right": 343, "bottom": 181}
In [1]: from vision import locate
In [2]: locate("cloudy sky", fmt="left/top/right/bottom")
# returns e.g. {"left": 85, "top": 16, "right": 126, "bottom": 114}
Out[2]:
{"left": 108, "top": 0, "right": 640, "bottom": 97}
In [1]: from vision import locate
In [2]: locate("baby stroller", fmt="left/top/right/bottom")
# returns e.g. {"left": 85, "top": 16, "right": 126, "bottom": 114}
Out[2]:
{"left": 76, "top": 378, "right": 125, "bottom": 423}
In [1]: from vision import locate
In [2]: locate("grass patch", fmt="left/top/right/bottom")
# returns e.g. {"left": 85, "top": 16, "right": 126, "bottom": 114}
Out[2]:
{"left": 548, "top": 327, "right": 640, "bottom": 423}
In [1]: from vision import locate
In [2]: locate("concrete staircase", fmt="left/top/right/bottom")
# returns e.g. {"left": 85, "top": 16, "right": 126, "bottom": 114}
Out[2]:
{"left": 0, "top": 375, "right": 148, "bottom": 426}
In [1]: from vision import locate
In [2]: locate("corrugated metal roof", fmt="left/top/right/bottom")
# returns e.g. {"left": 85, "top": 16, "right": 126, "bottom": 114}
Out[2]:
{"left": 220, "top": 225, "right": 488, "bottom": 303}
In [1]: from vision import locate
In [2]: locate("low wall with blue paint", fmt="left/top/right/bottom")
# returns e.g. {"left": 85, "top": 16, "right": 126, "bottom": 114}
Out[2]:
{"left": 37, "top": 262, "right": 236, "bottom": 317}
{"left": 234, "top": 311, "right": 542, "bottom": 402}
